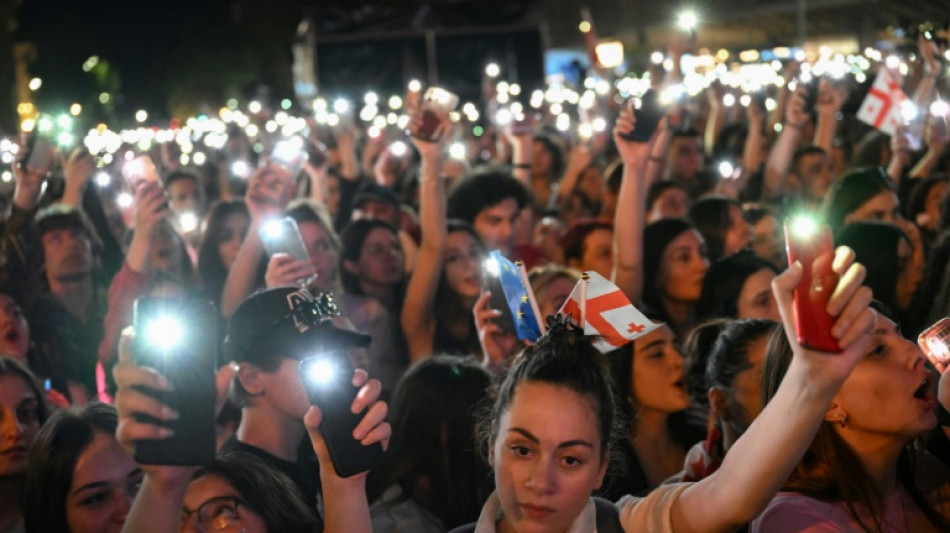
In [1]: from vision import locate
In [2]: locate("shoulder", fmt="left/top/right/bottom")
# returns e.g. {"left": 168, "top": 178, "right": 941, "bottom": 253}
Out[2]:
{"left": 750, "top": 492, "right": 850, "bottom": 533}
{"left": 370, "top": 485, "right": 445, "bottom": 533}
{"left": 447, "top": 525, "right": 476, "bottom": 533}
{"left": 592, "top": 497, "right": 624, "bottom": 533}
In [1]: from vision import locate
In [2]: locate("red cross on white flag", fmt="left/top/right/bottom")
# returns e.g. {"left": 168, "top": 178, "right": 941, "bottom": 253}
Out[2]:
{"left": 857, "top": 69, "right": 908, "bottom": 136}
{"left": 557, "top": 271, "right": 661, "bottom": 353}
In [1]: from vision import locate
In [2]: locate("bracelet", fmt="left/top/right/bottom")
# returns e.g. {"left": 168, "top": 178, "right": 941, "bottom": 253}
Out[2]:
{"left": 513, "top": 163, "right": 532, "bottom": 170}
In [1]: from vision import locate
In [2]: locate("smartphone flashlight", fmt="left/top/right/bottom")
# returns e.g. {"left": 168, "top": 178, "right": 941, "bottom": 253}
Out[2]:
{"left": 930, "top": 100, "right": 950, "bottom": 117}
{"left": 718, "top": 161, "right": 736, "bottom": 179}
{"left": 919, "top": 318, "right": 950, "bottom": 367}
{"left": 179, "top": 212, "right": 199, "bottom": 233}
{"left": 389, "top": 141, "right": 408, "bottom": 158}
{"left": 145, "top": 315, "right": 185, "bottom": 350}
{"left": 304, "top": 357, "right": 338, "bottom": 386}
{"left": 483, "top": 257, "right": 501, "bottom": 277}
{"left": 261, "top": 219, "right": 286, "bottom": 240}
{"left": 230, "top": 160, "right": 251, "bottom": 179}
{"left": 789, "top": 215, "right": 819, "bottom": 239}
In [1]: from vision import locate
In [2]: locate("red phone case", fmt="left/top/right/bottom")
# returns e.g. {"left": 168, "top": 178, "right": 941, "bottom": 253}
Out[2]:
{"left": 785, "top": 222, "right": 841, "bottom": 352}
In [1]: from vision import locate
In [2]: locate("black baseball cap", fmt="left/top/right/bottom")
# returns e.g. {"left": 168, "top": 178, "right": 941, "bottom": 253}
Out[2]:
{"left": 352, "top": 182, "right": 400, "bottom": 212}
{"left": 223, "top": 287, "right": 370, "bottom": 364}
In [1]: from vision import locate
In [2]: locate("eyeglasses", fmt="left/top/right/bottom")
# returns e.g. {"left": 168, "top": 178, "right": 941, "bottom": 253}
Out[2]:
{"left": 181, "top": 496, "right": 250, "bottom": 531}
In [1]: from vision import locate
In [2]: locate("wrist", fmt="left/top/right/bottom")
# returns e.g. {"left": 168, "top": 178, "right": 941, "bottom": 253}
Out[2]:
{"left": 783, "top": 122, "right": 804, "bottom": 131}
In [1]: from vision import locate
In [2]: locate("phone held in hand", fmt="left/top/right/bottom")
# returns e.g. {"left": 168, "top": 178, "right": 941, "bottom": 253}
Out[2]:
{"left": 298, "top": 352, "right": 384, "bottom": 477}
{"left": 919, "top": 318, "right": 950, "bottom": 370}
{"left": 271, "top": 138, "right": 309, "bottom": 177}
{"left": 121, "top": 155, "right": 161, "bottom": 191}
{"left": 621, "top": 89, "right": 663, "bottom": 142}
{"left": 131, "top": 297, "right": 217, "bottom": 465}
{"left": 259, "top": 217, "right": 310, "bottom": 262}
{"left": 412, "top": 87, "right": 459, "bottom": 141}
{"left": 482, "top": 256, "right": 517, "bottom": 335}
{"left": 785, "top": 216, "right": 841, "bottom": 353}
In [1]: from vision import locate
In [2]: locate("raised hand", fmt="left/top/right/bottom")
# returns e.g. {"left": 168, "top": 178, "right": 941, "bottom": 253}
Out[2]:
{"left": 265, "top": 253, "right": 317, "bottom": 289}
{"left": 785, "top": 85, "right": 810, "bottom": 130}
{"left": 245, "top": 165, "right": 294, "bottom": 223}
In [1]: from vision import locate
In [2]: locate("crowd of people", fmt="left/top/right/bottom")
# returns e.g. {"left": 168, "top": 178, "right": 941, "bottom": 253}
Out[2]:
{"left": 3, "top": 24, "right": 950, "bottom": 533}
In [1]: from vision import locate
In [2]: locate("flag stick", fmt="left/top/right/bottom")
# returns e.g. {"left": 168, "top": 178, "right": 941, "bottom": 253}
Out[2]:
{"left": 580, "top": 272, "right": 589, "bottom": 329}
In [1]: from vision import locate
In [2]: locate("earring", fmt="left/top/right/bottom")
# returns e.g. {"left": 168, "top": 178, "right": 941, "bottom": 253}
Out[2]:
{"left": 830, "top": 414, "right": 847, "bottom": 428}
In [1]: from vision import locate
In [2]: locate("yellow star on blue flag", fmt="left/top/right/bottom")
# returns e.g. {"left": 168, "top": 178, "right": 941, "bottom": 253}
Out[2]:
{"left": 488, "top": 251, "right": 541, "bottom": 342}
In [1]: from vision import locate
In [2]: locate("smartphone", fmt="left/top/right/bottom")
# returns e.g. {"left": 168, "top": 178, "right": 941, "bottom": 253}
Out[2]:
{"left": 20, "top": 133, "right": 56, "bottom": 176}
{"left": 122, "top": 155, "right": 160, "bottom": 191}
{"left": 919, "top": 318, "right": 950, "bottom": 369}
{"left": 621, "top": 89, "right": 663, "bottom": 142}
{"left": 482, "top": 260, "right": 516, "bottom": 335}
{"left": 131, "top": 297, "right": 217, "bottom": 465}
{"left": 785, "top": 217, "right": 841, "bottom": 352}
{"left": 412, "top": 87, "right": 459, "bottom": 141}
{"left": 298, "top": 352, "right": 384, "bottom": 477}
{"left": 259, "top": 217, "right": 310, "bottom": 262}
{"left": 271, "top": 138, "right": 308, "bottom": 176}
{"left": 510, "top": 113, "right": 536, "bottom": 137}
{"left": 307, "top": 140, "right": 328, "bottom": 168}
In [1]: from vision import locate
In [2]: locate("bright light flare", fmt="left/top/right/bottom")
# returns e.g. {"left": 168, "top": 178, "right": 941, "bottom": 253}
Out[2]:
{"left": 145, "top": 315, "right": 184, "bottom": 350}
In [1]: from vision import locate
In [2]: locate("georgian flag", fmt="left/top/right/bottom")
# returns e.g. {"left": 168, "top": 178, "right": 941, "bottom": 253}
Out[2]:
{"left": 557, "top": 271, "right": 660, "bottom": 353}
{"left": 857, "top": 68, "right": 908, "bottom": 136}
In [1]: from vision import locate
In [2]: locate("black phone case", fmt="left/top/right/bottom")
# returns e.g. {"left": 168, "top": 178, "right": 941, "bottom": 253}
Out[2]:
{"left": 132, "top": 298, "right": 217, "bottom": 465}
{"left": 483, "top": 274, "right": 516, "bottom": 335}
{"left": 621, "top": 89, "right": 663, "bottom": 142}
{"left": 299, "top": 353, "right": 384, "bottom": 477}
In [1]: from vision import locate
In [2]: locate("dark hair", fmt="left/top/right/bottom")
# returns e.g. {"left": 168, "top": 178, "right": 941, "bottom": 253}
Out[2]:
{"left": 906, "top": 174, "right": 948, "bottom": 223}
{"left": 480, "top": 323, "right": 618, "bottom": 457}
{"left": 0, "top": 356, "right": 50, "bottom": 425}
{"left": 821, "top": 167, "right": 895, "bottom": 231}
{"left": 339, "top": 218, "right": 403, "bottom": 296}
{"left": 642, "top": 218, "right": 698, "bottom": 319}
{"left": 835, "top": 222, "right": 909, "bottom": 314}
{"left": 447, "top": 168, "right": 531, "bottom": 224}
{"left": 196, "top": 453, "right": 321, "bottom": 533}
{"left": 164, "top": 170, "right": 200, "bottom": 190}
{"left": 682, "top": 318, "right": 731, "bottom": 406}
{"left": 711, "top": 123, "right": 748, "bottom": 162}
{"left": 761, "top": 327, "right": 949, "bottom": 532}
{"left": 688, "top": 195, "right": 744, "bottom": 263}
{"left": 561, "top": 219, "right": 613, "bottom": 263}
{"left": 696, "top": 250, "right": 778, "bottom": 321}
{"left": 368, "top": 356, "right": 493, "bottom": 528}
{"left": 791, "top": 145, "right": 827, "bottom": 174}
{"left": 672, "top": 127, "right": 702, "bottom": 140}
{"left": 23, "top": 403, "right": 119, "bottom": 533}
{"left": 432, "top": 221, "right": 485, "bottom": 356}
{"left": 197, "top": 200, "right": 250, "bottom": 304}
{"left": 742, "top": 202, "right": 776, "bottom": 226}
{"left": 285, "top": 199, "right": 341, "bottom": 253}
{"left": 34, "top": 204, "right": 103, "bottom": 256}
{"left": 705, "top": 318, "right": 777, "bottom": 393}
{"left": 646, "top": 181, "right": 689, "bottom": 215}
{"left": 533, "top": 135, "right": 565, "bottom": 180}
{"left": 604, "top": 159, "right": 624, "bottom": 194}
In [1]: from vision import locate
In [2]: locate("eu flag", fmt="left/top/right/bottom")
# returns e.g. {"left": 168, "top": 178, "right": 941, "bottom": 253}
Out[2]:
{"left": 488, "top": 251, "right": 542, "bottom": 342}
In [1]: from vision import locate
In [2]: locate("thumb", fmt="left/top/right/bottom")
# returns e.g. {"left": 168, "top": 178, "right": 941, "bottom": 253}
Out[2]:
{"left": 304, "top": 405, "right": 327, "bottom": 454}
{"left": 773, "top": 262, "right": 802, "bottom": 334}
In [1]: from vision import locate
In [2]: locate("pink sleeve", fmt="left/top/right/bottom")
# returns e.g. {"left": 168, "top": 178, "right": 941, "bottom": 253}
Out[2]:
{"left": 750, "top": 494, "right": 846, "bottom": 533}
{"left": 97, "top": 262, "right": 151, "bottom": 369}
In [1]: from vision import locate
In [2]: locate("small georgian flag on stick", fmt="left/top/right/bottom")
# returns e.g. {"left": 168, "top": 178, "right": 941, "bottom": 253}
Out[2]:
{"left": 557, "top": 271, "right": 660, "bottom": 353}
{"left": 856, "top": 68, "right": 908, "bottom": 136}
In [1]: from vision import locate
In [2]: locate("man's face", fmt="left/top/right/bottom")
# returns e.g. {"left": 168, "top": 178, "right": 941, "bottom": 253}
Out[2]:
{"left": 167, "top": 179, "right": 201, "bottom": 215}
{"left": 795, "top": 152, "right": 834, "bottom": 199}
{"left": 473, "top": 198, "right": 520, "bottom": 255}
{"left": 669, "top": 136, "right": 703, "bottom": 180}
{"left": 41, "top": 227, "right": 94, "bottom": 281}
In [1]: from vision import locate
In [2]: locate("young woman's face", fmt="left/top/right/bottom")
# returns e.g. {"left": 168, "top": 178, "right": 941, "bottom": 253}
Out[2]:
{"left": 0, "top": 374, "right": 40, "bottom": 476}
{"left": 444, "top": 230, "right": 483, "bottom": 301}
{"left": 571, "top": 228, "right": 613, "bottom": 280}
{"left": 736, "top": 269, "right": 780, "bottom": 322}
{"left": 532, "top": 140, "right": 554, "bottom": 176}
{"left": 65, "top": 432, "right": 142, "bottom": 533}
{"left": 577, "top": 167, "right": 604, "bottom": 204}
{"left": 0, "top": 294, "right": 30, "bottom": 360}
{"left": 260, "top": 358, "right": 312, "bottom": 421}
{"left": 149, "top": 225, "right": 185, "bottom": 276}
{"left": 216, "top": 212, "right": 250, "bottom": 271}
{"left": 923, "top": 181, "right": 948, "bottom": 231}
{"left": 632, "top": 325, "right": 690, "bottom": 414}
{"left": 493, "top": 382, "right": 608, "bottom": 533}
{"left": 180, "top": 474, "right": 267, "bottom": 533}
{"left": 832, "top": 317, "right": 937, "bottom": 441}
{"left": 647, "top": 188, "right": 690, "bottom": 224}
{"left": 723, "top": 205, "right": 753, "bottom": 257}
{"left": 348, "top": 227, "right": 404, "bottom": 289}
{"left": 845, "top": 190, "right": 900, "bottom": 225}
{"left": 298, "top": 221, "right": 338, "bottom": 289}
{"left": 657, "top": 230, "right": 709, "bottom": 303}
{"left": 536, "top": 277, "right": 576, "bottom": 320}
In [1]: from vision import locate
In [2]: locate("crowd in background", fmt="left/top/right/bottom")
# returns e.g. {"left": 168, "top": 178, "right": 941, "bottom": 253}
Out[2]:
{"left": 3, "top": 23, "right": 950, "bottom": 533}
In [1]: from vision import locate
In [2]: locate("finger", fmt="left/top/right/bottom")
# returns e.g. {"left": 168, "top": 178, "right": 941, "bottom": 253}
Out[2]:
{"left": 831, "top": 286, "right": 873, "bottom": 340}
{"left": 118, "top": 327, "right": 136, "bottom": 364}
{"left": 352, "top": 378, "right": 382, "bottom": 414}
{"left": 114, "top": 387, "right": 179, "bottom": 421}
{"left": 837, "top": 308, "right": 877, "bottom": 351}
{"left": 830, "top": 246, "right": 855, "bottom": 275}
{"left": 772, "top": 262, "right": 802, "bottom": 321}
{"left": 353, "top": 401, "right": 388, "bottom": 441}
{"left": 117, "top": 420, "right": 174, "bottom": 442}
{"left": 360, "top": 421, "right": 392, "bottom": 450}
{"left": 473, "top": 291, "right": 491, "bottom": 313}
{"left": 113, "top": 361, "right": 172, "bottom": 391}
{"left": 351, "top": 368, "right": 369, "bottom": 388}
{"left": 826, "top": 262, "right": 867, "bottom": 317}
